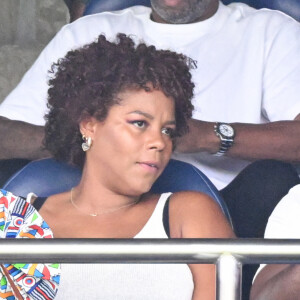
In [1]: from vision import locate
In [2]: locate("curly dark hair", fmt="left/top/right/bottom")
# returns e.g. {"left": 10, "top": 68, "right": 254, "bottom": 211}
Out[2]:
{"left": 45, "top": 33, "right": 194, "bottom": 168}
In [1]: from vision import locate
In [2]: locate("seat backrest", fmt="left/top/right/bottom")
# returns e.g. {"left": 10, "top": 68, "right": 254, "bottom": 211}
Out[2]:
{"left": 2, "top": 158, "right": 232, "bottom": 224}
{"left": 3, "top": 159, "right": 82, "bottom": 198}
{"left": 83, "top": 0, "right": 300, "bottom": 21}
{"left": 84, "top": 0, "right": 150, "bottom": 15}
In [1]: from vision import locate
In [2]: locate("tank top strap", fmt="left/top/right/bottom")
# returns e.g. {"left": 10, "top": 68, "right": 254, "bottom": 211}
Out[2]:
{"left": 135, "top": 192, "right": 172, "bottom": 239}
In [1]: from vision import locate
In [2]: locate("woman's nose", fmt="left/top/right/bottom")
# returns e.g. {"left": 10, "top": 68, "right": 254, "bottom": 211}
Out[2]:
{"left": 147, "top": 130, "right": 167, "bottom": 151}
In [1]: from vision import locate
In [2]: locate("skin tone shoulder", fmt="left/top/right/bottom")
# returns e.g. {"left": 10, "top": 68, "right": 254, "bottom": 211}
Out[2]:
{"left": 169, "top": 190, "right": 234, "bottom": 299}
{"left": 37, "top": 88, "right": 234, "bottom": 300}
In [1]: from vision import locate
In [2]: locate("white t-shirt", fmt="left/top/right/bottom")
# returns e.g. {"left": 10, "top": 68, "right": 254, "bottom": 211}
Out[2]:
{"left": 1, "top": 2, "right": 300, "bottom": 188}
{"left": 263, "top": 185, "right": 300, "bottom": 240}
{"left": 254, "top": 184, "right": 300, "bottom": 278}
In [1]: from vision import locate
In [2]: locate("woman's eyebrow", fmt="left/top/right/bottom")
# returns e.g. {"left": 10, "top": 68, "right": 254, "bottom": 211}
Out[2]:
{"left": 127, "top": 110, "right": 154, "bottom": 119}
{"left": 128, "top": 110, "right": 176, "bottom": 126}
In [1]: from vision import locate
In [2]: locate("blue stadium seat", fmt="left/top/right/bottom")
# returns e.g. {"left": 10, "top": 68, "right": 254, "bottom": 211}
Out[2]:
{"left": 84, "top": 0, "right": 150, "bottom": 16}
{"left": 3, "top": 158, "right": 232, "bottom": 225}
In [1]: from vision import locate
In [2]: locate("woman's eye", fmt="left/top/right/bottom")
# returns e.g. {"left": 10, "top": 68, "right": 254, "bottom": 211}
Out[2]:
{"left": 132, "top": 120, "right": 146, "bottom": 128}
{"left": 162, "top": 127, "right": 174, "bottom": 137}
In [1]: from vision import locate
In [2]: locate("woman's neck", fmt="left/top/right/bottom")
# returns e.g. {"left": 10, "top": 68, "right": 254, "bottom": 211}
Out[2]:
{"left": 72, "top": 173, "right": 142, "bottom": 216}
{"left": 70, "top": 186, "right": 140, "bottom": 217}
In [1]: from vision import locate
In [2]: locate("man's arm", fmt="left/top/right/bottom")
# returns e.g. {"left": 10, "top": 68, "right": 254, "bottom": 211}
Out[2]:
{"left": 250, "top": 264, "right": 300, "bottom": 300}
{"left": 175, "top": 114, "right": 300, "bottom": 162}
{"left": 175, "top": 15, "right": 300, "bottom": 163}
{"left": 0, "top": 117, "right": 49, "bottom": 160}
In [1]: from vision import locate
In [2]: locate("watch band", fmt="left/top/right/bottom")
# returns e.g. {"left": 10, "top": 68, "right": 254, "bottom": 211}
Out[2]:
{"left": 213, "top": 122, "right": 235, "bottom": 156}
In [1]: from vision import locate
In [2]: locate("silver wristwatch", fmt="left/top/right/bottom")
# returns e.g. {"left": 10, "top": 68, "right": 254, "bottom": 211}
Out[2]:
{"left": 213, "top": 122, "right": 235, "bottom": 156}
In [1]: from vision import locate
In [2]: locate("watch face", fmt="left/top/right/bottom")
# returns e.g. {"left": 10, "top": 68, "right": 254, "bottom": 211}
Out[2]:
{"left": 219, "top": 124, "right": 234, "bottom": 137}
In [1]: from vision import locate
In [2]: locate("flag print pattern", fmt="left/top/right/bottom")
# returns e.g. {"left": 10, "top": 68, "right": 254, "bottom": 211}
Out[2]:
{"left": 0, "top": 189, "right": 60, "bottom": 300}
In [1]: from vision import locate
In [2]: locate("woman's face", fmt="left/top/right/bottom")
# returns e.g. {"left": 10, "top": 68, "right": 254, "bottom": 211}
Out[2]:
{"left": 83, "top": 89, "right": 176, "bottom": 196}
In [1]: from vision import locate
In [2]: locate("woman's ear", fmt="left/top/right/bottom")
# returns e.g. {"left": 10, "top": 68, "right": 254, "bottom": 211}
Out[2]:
{"left": 79, "top": 116, "right": 98, "bottom": 139}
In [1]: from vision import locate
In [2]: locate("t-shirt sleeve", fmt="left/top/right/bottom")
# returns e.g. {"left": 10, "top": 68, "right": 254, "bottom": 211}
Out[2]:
{"left": 262, "top": 15, "right": 300, "bottom": 121}
{"left": 0, "top": 17, "right": 99, "bottom": 126}
{"left": 254, "top": 185, "right": 300, "bottom": 280}
{"left": 0, "top": 27, "right": 70, "bottom": 125}
{"left": 264, "top": 185, "right": 300, "bottom": 240}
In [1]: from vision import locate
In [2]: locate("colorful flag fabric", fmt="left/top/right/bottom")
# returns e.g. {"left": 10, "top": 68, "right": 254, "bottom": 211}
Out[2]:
{"left": 0, "top": 189, "right": 60, "bottom": 300}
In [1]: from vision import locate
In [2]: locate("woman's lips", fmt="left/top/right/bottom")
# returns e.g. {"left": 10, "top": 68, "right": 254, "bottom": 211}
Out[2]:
{"left": 138, "top": 161, "right": 160, "bottom": 173}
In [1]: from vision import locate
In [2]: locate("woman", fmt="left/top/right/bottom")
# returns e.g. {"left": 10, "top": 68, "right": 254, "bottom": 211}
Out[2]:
{"left": 0, "top": 34, "right": 234, "bottom": 299}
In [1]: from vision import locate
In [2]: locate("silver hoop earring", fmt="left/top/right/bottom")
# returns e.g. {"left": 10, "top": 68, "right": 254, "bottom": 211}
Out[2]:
{"left": 82, "top": 135, "right": 92, "bottom": 152}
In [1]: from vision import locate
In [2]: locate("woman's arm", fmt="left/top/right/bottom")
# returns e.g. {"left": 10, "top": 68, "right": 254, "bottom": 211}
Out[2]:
{"left": 169, "top": 191, "right": 235, "bottom": 300}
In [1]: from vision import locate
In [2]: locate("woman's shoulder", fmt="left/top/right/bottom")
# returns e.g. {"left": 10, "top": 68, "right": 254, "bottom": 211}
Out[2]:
{"left": 169, "top": 191, "right": 224, "bottom": 225}
{"left": 170, "top": 190, "right": 220, "bottom": 211}
{"left": 168, "top": 191, "right": 234, "bottom": 239}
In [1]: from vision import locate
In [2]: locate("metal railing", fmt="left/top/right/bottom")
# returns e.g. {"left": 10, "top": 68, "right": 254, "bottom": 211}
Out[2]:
{"left": 1, "top": 238, "right": 300, "bottom": 300}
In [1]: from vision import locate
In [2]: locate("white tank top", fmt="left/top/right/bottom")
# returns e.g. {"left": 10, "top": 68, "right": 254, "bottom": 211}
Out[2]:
{"left": 55, "top": 193, "right": 194, "bottom": 299}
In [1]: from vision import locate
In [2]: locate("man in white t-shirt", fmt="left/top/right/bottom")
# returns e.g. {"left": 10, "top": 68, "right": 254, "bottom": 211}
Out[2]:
{"left": 0, "top": 2, "right": 299, "bottom": 297}
{"left": 250, "top": 184, "right": 300, "bottom": 300}
{"left": 0, "top": 0, "right": 299, "bottom": 187}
